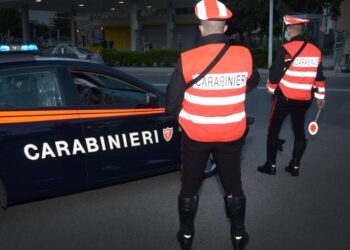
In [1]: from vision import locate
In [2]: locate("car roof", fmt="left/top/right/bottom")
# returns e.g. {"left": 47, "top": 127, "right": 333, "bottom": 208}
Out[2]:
{"left": 34, "top": 56, "right": 89, "bottom": 62}
{"left": 1, "top": 58, "right": 124, "bottom": 75}
{"left": 0, "top": 54, "right": 88, "bottom": 65}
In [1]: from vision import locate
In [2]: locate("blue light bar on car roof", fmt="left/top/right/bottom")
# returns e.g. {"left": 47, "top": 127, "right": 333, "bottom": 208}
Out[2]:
{"left": 0, "top": 45, "right": 10, "bottom": 52}
{"left": 0, "top": 44, "right": 38, "bottom": 53}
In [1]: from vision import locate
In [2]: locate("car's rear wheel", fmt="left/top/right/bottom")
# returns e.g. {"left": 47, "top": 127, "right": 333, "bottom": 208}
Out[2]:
{"left": 203, "top": 154, "right": 217, "bottom": 178}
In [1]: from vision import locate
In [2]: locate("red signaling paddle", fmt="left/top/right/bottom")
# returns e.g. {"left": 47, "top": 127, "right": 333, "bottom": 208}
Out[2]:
{"left": 308, "top": 108, "right": 322, "bottom": 135}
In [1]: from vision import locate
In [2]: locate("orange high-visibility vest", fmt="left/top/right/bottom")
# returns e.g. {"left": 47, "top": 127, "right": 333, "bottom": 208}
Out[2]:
{"left": 279, "top": 41, "right": 323, "bottom": 101}
{"left": 179, "top": 44, "right": 252, "bottom": 142}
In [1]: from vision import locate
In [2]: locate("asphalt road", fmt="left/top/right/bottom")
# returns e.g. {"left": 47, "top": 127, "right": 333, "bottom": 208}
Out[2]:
{"left": 1, "top": 68, "right": 349, "bottom": 250}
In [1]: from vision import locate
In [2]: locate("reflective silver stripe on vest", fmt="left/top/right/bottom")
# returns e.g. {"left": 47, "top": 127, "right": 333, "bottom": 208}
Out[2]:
{"left": 184, "top": 92, "right": 245, "bottom": 106}
{"left": 179, "top": 110, "right": 246, "bottom": 124}
{"left": 285, "top": 70, "right": 317, "bottom": 77}
{"left": 280, "top": 79, "right": 313, "bottom": 90}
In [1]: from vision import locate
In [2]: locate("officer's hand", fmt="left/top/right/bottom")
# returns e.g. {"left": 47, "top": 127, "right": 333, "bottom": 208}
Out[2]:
{"left": 317, "top": 99, "right": 325, "bottom": 109}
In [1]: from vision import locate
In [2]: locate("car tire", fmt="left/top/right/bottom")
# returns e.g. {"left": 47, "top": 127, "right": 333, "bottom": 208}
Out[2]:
{"left": 203, "top": 154, "right": 217, "bottom": 178}
{"left": 0, "top": 179, "right": 7, "bottom": 209}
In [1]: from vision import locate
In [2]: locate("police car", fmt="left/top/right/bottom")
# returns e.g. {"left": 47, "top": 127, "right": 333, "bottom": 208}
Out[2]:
{"left": 0, "top": 44, "right": 188, "bottom": 207}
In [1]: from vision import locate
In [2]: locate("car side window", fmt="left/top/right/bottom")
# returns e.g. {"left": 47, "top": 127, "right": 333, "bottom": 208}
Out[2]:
{"left": 72, "top": 71, "right": 149, "bottom": 106}
{"left": 0, "top": 68, "right": 63, "bottom": 109}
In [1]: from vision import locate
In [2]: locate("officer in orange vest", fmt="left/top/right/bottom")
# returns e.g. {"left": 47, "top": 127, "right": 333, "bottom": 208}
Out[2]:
{"left": 257, "top": 15, "right": 326, "bottom": 176}
{"left": 166, "top": 1, "right": 259, "bottom": 249}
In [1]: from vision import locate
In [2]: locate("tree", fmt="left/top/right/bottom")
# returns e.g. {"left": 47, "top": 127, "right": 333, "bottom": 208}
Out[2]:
{"left": 223, "top": 0, "right": 262, "bottom": 41}
{"left": 279, "top": 0, "right": 344, "bottom": 18}
{"left": 0, "top": 8, "right": 21, "bottom": 37}
{"left": 30, "top": 22, "right": 50, "bottom": 40}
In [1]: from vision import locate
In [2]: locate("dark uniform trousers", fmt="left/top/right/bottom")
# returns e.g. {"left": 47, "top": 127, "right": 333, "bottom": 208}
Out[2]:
{"left": 268, "top": 91, "right": 311, "bottom": 141}
{"left": 179, "top": 132, "right": 244, "bottom": 198}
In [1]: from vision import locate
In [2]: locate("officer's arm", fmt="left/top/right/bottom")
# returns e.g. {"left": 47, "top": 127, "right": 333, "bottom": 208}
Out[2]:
{"left": 165, "top": 58, "right": 187, "bottom": 117}
{"left": 267, "top": 47, "right": 288, "bottom": 94}
{"left": 313, "top": 61, "right": 326, "bottom": 108}
{"left": 246, "top": 65, "right": 260, "bottom": 92}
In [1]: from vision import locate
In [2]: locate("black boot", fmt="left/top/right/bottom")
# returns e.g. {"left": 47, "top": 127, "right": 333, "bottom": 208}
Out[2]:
{"left": 257, "top": 139, "right": 285, "bottom": 175}
{"left": 285, "top": 140, "right": 307, "bottom": 176}
{"left": 225, "top": 195, "right": 249, "bottom": 250}
{"left": 257, "top": 160, "right": 276, "bottom": 175}
{"left": 177, "top": 195, "right": 198, "bottom": 250}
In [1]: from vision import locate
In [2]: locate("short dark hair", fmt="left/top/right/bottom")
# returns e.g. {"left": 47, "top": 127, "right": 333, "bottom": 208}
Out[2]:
{"left": 201, "top": 20, "right": 226, "bottom": 34}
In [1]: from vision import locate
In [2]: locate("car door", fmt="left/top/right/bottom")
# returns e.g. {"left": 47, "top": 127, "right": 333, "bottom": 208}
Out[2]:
{"left": 67, "top": 66, "right": 180, "bottom": 184}
{"left": 0, "top": 65, "right": 87, "bottom": 204}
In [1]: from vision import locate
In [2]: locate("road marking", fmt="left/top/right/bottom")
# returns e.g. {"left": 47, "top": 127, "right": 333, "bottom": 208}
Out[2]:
{"left": 154, "top": 83, "right": 350, "bottom": 92}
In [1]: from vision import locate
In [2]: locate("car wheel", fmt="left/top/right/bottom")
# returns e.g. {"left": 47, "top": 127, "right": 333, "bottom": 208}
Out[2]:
{"left": 203, "top": 154, "right": 217, "bottom": 178}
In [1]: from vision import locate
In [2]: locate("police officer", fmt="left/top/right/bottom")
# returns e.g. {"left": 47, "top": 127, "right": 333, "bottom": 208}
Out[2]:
{"left": 166, "top": 1, "right": 259, "bottom": 249}
{"left": 257, "top": 15, "right": 326, "bottom": 176}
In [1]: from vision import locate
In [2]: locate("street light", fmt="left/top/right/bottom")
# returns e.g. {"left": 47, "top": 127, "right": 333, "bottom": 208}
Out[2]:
{"left": 268, "top": 0, "right": 274, "bottom": 67}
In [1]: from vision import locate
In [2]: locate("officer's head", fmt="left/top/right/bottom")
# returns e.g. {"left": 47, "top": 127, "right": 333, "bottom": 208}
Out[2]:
{"left": 283, "top": 15, "right": 309, "bottom": 41}
{"left": 195, "top": 0, "right": 232, "bottom": 37}
{"left": 286, "top": 24, "right": 304, "bottom": 39}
